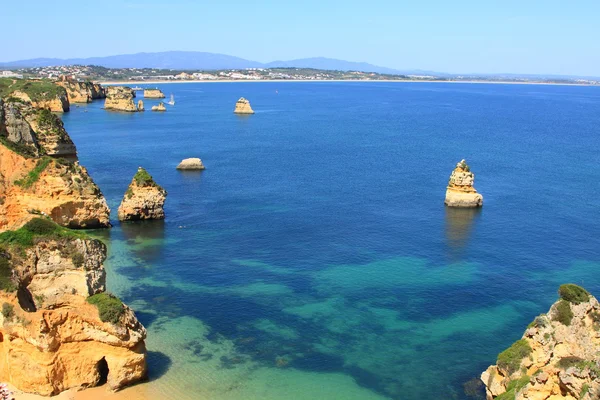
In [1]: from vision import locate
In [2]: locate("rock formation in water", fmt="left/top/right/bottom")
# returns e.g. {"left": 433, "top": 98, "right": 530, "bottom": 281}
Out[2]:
{"left": 104, "top": 86, "right": 138, "bottom": 112}
{"left": 176, "top": 158, "right": 205, "bottom": 170}
{"left": 57, "top": 81, "right": 106, "bottom": 104}
{"left": 137, "top": 100, "right": 144, "bottom": 111}
{"left": 0, "top": 79, "right": 70, "bottom": 112}
{"left": 143, "top": 88, "right": 165, "bottom": 99}
{"left": 0, "top": 218, "right": 147, "bottom": 395}
{"left": 481, "top": 284, "right": 600, "bottom": 400}
{"left": 151, "top": 102, "right": 166, "bottom": 112}
{"left": 234, "top": 97, "right": 254, "bottom": 114}
{"left": 117, "top": 167, "right": 167, "bottom": 221}
{"left": 444, "top": 159, "right": 483, "bottom": 208}
{"left": 0, "top": 98, "right": 110, "bottom": 230}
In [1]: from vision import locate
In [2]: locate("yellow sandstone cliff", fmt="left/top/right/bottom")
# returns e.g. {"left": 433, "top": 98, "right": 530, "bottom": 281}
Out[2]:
{"left": 0, "top": 220, "right": 147, "bottom": 395}
{"left": 118, "top": 167, "right": 167, "bottom": 221}
{"left": 104, "top": 87, "right": 138, "bottom": 112}
{"left": 57, "top": 81, "right": 106, "bottom": 104}
{"left": 143, "top": 89, "right": 165, "bottom": 99}
{"left": 482, "top": 284, "right": 600, "bottom": 400}
{"left": 234, "top": 97, "right": 255, "bottom": 114}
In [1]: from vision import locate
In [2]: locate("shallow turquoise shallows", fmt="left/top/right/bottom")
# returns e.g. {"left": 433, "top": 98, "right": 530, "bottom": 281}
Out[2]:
{"left": 62, "top": 82, "right": 600, "bottom": 400}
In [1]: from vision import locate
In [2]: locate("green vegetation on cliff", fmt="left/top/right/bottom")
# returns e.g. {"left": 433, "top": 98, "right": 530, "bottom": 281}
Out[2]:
{"left": 495, "top": 375, "right": 530, "bottom": 400}
{"left": 14, "top": 157, "right": 53, "bottom": 188}
{"left": 553, "top": 300, "right": 574, "bottom": 326}
{"left": 35, "top": 108, "right": 69, "bottom": 140}
{"left": 0, "top": 78, "right": 65, "bottom": 102}
{"left": 0, "top": 218, "right": 87, "bottom": 249}
{"left": 87, "top": 293, "right": 125, "bottom": 324}
{"left": 559, "top": 284, "right": 590, "bottom": 304}
{"left": 0, "top": 251, "right": 17, "bottom": 292}
{"left": 497, "top": 339, "right": 532, "bottom": 375}
{"left": 133, "top": 167, "right": 156, "bottom": 186}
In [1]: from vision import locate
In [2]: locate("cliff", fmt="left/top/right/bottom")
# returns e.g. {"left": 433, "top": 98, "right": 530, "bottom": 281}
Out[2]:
{"left": 0, "top": 218, "right": 147, "bottom": 395}
{"left": 117, "top": 167, "right": 167, "bottom": 221}
{"left": 234, "top": 97, "right": 254, "bottom": 114}
{"left": 0, "top": 78, "right": 69, "bottom": 113}
{"left": 444, "top": 159, "right": 483, "bottom": 208}
{"left": 104, "top": 86, "right": 138, "bottom": 112}
{"left": 57, "top": 81, "right": 106, "bottom": 104}
{"left": 143, "top": 89, "right": 165, "bottom": 99}
{"left": 481, "top": 284, "right": 600, "bottom": 400}
{"left": 0, "top": 98, "right": 110, "bottom": 230}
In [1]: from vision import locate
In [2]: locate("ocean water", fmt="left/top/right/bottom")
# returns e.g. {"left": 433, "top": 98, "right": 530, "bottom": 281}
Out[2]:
{"left": 62, "top": 82, "right": 600, "bottom": 399}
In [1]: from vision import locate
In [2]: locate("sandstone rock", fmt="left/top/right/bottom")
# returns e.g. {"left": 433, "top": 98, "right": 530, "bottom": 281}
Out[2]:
{"left": 143, "top": 88, "right": 165, "bottom": 99}
{"left": 104, "top": 86, "right": 138, "bottom": 112}
{"left": 118, "top": 167, "right": 167, "bottom": 221}
{"left": 151, "top": 102, "right": 166, "bottom": 112}
{"left": 444, "top": 159, "right": 483, "bottom": 208}
{"left": 481, "top": 284, "right": 600, "bottom": 400}
{"left": 176, "top": 158, "right": 205, "bottom": 170}
{"left": 57, "top": 81, "right": 106, "bottom": 104}
{"left": 0, "top": 103, "right": 109, "bottom": 230}
{"left": 11, "top": 89, "right": 70, "bottom": 113}
{"left": 0, "top": 226, "right": 147, "bottom": 395}
{"left": 137, "top": 100, "right": 144, "bottom": 111}
{"left": 234, "top": 97, "right": 254, "bottom": 114}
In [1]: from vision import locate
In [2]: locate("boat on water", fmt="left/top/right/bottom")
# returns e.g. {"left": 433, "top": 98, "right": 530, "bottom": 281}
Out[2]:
{"left": 167, "top": 94, "right": 175, "bottom": 105}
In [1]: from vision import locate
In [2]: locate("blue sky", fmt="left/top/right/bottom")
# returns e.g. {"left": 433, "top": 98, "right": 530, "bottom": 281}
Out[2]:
{"left": 3, "top": 0, "right": 600, "bottom": 76}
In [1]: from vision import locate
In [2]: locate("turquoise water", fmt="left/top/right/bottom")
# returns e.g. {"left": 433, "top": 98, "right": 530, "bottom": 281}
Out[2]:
{"left": 62, "top": 82, "right": 600, "bottom": 399}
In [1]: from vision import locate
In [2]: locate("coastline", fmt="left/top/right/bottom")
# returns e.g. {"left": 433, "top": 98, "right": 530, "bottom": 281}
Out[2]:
{"left": 7, "top": 383, "right": 159, "bottom": 400}
{"left": 97, "top": 79, "right": 595, "bottom": 87}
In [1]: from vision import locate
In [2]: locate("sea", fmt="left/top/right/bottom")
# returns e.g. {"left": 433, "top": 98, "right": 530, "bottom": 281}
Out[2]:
{"left": 61, "top": 81, "right": 600, "bottom": 400}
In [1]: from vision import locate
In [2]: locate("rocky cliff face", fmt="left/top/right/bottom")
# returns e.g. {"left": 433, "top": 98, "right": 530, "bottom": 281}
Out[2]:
{"left": 57, "top": 81, "right": 106, "bottom": 104}
{"left": 481, "top": 284, "right": 600, "bottom": 400}
{"left": 444, "top": 159, "right": 483, "bottom": 208}
{"left": 0, "top": 219, "right": 147, "bottom": 395}
{"left": 11, "top": 91, "right": 70, "bottom": 113}
{"left": 0, "top": 98, "right": 110, "bottom": 230}
{"left": 118, "top": 167, "right": 167, "bottom": 221}
{"left": 0, "top": 78, "right": 70, "bottom": 113}
{"left": 234, "top": 97, "right": 254, "bottom": 114}
{"left": 104, "top": 86, "right": 138, "bottom": 112}
{"left": 143, "top": 89, "right": 165, "bottom": 99}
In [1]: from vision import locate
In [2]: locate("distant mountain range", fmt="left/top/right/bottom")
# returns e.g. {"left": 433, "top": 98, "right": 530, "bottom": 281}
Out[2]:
{"left": 0, "top": 51, "right": 440, "bottom": 75}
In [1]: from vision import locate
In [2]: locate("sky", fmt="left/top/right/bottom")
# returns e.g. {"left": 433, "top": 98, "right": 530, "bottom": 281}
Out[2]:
{"left": 3, "top": 0, "right": 600, "bottom": 76}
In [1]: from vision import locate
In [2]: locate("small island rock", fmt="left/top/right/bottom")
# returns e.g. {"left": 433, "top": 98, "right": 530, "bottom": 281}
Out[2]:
{"left": 176, "top": 158, "right": 206, "bottom": 170}
{"left": 151, "top": 102, "right": 166, "bottom": 112}
{"left": 104, "top": 86, "right": 138, "bottom": 112}
{"left": 137, "top": 100, "right": 144, "bottom": 111}
{"left": 118, "top": 167, "right": 167, "bottom": 221}
{"left": 143, "top": 88, "right": 165, "bottom": 99}
{"left": 234, "top": 97, "right": 254, "bottom": 114}
{"left": 444, "top": 159, "right": 483, "bottom": 208}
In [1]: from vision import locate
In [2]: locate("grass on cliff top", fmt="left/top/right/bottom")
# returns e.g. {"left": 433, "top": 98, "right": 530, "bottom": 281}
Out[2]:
{"left": 497, "top": 339, "right": 532, "bottom": 375}
{"left": 495, "top": 375, "right": 530, "bottom": 400}
{"left": 0, "top": 218, "right": 88, "bottom": 249}
{"left": 558, "top": 284, "right": 590, "bottom": 304}
{"left": 133, "top": 167, "right": 162, "bottom": 189}
{"left": 87, "top": 293, "right": 125, "bottom": 324}
{"left": 0, "top": 78, "right": 65, "bottom": 102}
{"left": 14, "top": 157, "right": 53, "bottom": 189}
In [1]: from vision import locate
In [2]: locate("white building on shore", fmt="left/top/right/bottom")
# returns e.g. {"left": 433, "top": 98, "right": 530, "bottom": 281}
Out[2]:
{"left": 1, "top": 70, "right": 24, "bottom": 78}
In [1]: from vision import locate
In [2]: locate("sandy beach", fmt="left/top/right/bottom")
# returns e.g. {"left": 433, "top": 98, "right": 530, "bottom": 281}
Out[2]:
{"left": 9, "top": 383, "right": 160, "bottom": 400}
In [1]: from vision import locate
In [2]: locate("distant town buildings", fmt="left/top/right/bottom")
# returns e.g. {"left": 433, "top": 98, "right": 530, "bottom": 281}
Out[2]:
{"left": 1, "top": 70, "right": 24, "bottom": 78}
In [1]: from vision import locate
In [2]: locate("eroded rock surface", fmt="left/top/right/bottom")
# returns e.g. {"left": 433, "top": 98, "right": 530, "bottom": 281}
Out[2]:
{"left": 104, "top": 86, "right": 138, "bottom": 112}
{"left": 57, "top": 81, "right": 106, "bottom": 103}
{"left": 118, "top": 167, "right": 167, "bottom": 221}
{"left": 444, "top": 159, "right": 483, "bottom": 208}
{"left": 481, "top": 285, "right": 600, "bottom": 400}
{"left": 234, "top": 97, "right": 254, "bottom": 114}
{"left": 176, "top": 158, "right": 205, "bottom": 170}
{"left": 143, "top": 88, "right": 165, "bottom": 98}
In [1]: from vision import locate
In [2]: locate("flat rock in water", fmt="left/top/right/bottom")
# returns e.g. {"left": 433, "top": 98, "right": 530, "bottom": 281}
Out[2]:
{"left": 176, "top": 158, "right": 205, "bottom": 170}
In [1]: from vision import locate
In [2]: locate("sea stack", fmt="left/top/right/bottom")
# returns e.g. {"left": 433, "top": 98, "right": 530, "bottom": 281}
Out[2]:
{"left": 143, "top": 88, "right": 165, "bottom": 99}
{"left": 481, "top": 284, "right": 600, "bottom": 400}
{"left": 176, "top": 158, "right": 206, "bottom": 170}
{"left": 104, "top": 86, "right": 138, "bottom": 112}
{"left": 234, "top": 97, "right": 254, "bottom": 114}
{"left": 137, "top": 99, "right": 145, "bottom": 111}
{"left": 118, "top": 167, "right": 167, "bottom": 221}
{"left": 444, "top": 159, "right": 483, "bottom": 208}
{"left": 151, "top": 102, "right": 166, "bottom": 112}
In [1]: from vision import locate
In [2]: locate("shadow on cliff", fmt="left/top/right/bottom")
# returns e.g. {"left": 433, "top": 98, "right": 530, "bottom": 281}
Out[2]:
{"left": 146, "top": 351, "right": 172, "bottom": 381}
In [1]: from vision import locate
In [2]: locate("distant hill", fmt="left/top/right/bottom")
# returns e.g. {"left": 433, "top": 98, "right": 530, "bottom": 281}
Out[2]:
{"left": 0, "top": 51, "right": 409, "bottom": 74}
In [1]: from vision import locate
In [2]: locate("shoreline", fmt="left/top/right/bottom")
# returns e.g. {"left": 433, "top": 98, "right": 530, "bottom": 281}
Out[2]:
{"left": 97, "top": 79, "right": 596, "bottom": 87}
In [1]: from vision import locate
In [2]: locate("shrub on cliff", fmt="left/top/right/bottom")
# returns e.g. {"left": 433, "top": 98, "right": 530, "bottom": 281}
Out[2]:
{"left": 87, "top": 293, "right": 125, "bottom": 324}
{"left": 1, "top": 303, "right": 14, "bottom": 320}
{"left": 14, "top": 157, "right": 53, "bottom": 189}
{"left": 0, "top": 217, "right": 87, "bottom": 248}
{"left": 133, "top": 167, "right": 157, "bottom": 187}
{"left": 558, "top": 284, "right": 590, "bottom": 304}
{"left": 0, "top": 77, "right": 65, "bottom": 102}
{"left": 553, "top": 300, "right": 574, "bottom": 326}
{"left": 497, "top": 339, "right": 532, "bottom": 375}
{"left": 0, "top": 254, "right": 17, "bottom": 292}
